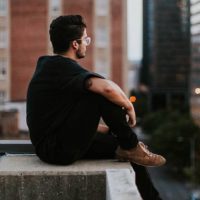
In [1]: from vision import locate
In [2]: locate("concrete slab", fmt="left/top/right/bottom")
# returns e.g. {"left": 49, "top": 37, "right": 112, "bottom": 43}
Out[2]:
{"left": 106, "top": 169, "right": 142, "bottom": 200}
{"left": 0, "top": 155, "right": 140, "bottom": 200}
{"left": 0, "top": 154, "right": 132, "bottom": 175}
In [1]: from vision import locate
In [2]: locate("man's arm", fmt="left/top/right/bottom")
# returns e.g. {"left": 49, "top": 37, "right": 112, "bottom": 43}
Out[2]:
{"left": 85, "top": 77, "right": 136, "bottom": 127}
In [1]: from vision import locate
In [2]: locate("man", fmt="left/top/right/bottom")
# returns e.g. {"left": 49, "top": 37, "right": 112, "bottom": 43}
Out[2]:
{"left": 27, "top": 15, "right": 165, "bottom": 199}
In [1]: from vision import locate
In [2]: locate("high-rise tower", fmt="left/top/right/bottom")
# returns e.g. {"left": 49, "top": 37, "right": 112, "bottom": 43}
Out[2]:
{"left": 141, "top": 0, "right": 190, "bottom": 110}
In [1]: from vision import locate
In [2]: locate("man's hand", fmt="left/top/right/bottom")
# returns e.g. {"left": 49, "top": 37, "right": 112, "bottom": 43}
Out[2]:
{"left": 125, "top": 105, "right": 136, "bottom": 127}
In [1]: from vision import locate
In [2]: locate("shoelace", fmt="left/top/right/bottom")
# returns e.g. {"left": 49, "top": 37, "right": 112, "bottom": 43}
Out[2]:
{"left": 140, "top": 142, "right": 155, "bottom": 158}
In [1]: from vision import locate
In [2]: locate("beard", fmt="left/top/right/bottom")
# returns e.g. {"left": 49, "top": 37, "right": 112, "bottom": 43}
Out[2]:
{"left": 76, "top": 48, "right": 86, "bottom": 59}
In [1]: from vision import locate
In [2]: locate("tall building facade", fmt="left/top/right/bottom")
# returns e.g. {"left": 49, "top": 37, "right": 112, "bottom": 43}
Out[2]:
{"left": 190, "top": 0, "right": 200, "bottom": 125}
{"left": 0, "top": 0, "right": 10, "bottom": 102}
{"left": 141, "top": 0, "right": 190, "bottom": 110}
{"left": 0, "top": 0, "right": 128, "bottom": 101}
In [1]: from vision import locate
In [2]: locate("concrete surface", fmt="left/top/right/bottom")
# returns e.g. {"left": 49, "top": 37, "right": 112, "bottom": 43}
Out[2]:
{"left": 0, "top": 155, "right": 141, "bottom": 200}
{"left": 106, "top": 169, "right": 142, "bottom": 200}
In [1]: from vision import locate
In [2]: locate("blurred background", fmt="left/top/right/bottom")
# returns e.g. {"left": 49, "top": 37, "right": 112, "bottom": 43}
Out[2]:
{"left": 0, "top": 0, "right": 200, "bottom": 199}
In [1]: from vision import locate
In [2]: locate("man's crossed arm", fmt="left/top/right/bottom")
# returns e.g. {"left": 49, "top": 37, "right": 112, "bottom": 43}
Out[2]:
{"left": 85, "top": 77, "right": 136, "bottom": 127}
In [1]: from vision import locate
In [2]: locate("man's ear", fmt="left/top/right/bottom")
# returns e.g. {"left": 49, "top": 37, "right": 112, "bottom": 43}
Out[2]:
{"left": 72, "top": 40, "right": 79, "bottom": 50}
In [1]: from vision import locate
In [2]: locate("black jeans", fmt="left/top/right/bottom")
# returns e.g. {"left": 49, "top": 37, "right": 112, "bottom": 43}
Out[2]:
{"left": 38, "top": 93, "right": 162, "bottom": 200}
{"left": 38, "top": 93, "right": 138, "bottom": 164}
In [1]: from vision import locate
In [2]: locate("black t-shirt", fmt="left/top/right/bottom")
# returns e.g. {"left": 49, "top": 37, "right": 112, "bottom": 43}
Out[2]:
{"left": 26, "top": 55, "right": 103, "bottom": 148}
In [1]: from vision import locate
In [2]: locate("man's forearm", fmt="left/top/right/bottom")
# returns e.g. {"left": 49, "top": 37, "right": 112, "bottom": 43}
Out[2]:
{"left": 86, "top": 77, "right": 136, "bottom": 127}
{"left": 86, "top": 78, "right": 131, "bottom": 109}
{"left": 99, "top": 81, "right": 136, "bottom": 126}
{"left": 100, "top": 80, "right": 132, "bottom": 110}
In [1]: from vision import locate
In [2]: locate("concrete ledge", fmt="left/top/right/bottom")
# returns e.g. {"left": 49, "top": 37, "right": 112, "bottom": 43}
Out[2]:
{"left": 0, "top": 140, "right": 35, "bottom": 153}
{"left": 106, "top": 169, "right": 142, "bottom": 200}
{"left": 0, "top": 155, "right": 141, "bottom": 200}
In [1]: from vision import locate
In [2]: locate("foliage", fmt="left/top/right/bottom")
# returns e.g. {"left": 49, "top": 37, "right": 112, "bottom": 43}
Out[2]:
{"left": 141, "top": 110, "right": 169, "bottom": 134}
{"left": 151, "top": 116, "right": 199, "bottom": 169}
{"left": 141, "top": 109, "right": 200, "bottom": 181}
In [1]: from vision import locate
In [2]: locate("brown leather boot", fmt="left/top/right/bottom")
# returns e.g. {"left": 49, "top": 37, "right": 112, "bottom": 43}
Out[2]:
{"left": 116, "top": 142, "right": 166, "bottom": 167}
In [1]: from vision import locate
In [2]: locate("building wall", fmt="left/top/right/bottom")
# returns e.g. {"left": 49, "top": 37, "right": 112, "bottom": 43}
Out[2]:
{"left": 110, "top": 0, "right": 123, "bottom": 87}
{"left": 190, "top": 0, "right": 200, "bottom": 125}
{"left": 10, "top": 0, "right": 48, "bottom": 100}
{"left": 0, "top": 0, "right": 128, "bottom": 101}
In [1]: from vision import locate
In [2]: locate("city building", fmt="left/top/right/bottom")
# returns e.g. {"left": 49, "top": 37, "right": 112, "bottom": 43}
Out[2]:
{"left": 0, "top": 0, "right": 10, "bottom": 102}
{"left": 0, "top": 0, "right": 129, "bottom": 102}
{"left": 128, "top": 60, "right": 141, "bottom": 92}
{"left": 141, "top": 0, "right": 190, "bottom": 111}
{"left": 190, "top": 0, "right": 200, "bottom": 126}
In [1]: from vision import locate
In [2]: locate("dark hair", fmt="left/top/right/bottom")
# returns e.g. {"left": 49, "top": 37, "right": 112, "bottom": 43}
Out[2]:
{"left": 49, "top": 15, "right": 87, "bottom": 54}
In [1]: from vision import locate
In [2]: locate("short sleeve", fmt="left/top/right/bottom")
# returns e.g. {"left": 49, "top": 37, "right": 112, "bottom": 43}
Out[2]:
{"left": 62, "top": 71, "right": 105, "bottom": 94}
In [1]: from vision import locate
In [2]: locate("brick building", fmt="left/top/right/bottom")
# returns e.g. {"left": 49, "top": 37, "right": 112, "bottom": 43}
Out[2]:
{"left": 190, "top": 0, "right": 200, "bottom": 125}
{"left": 0, "top": 0, "right": 128, "bottom": 101}
{"left": 141, "top": 0, "right": 190, "bottom": 110}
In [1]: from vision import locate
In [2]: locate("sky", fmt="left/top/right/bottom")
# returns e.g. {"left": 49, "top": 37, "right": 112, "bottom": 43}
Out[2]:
{"left": 127, "top": 0, "right": 143, "bottom": 61}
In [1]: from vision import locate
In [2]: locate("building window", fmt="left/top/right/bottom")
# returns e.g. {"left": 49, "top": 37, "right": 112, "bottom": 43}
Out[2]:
{"left": 49, "top": 0, "right": 62, "bottom": 17}
{"left": 192, "top": 34, "right": 200, "bottom": 43}
{"left": 191, "top": 13, "right": 200, "bottom": 24}
{"left": 0, "top": 0, "right": 7, "bottom": 16}
{"left": 95, "top": 0, "right": 109, "bottom": 16}
{"left": 96, "top": 25, "right": 108, "bottom": 48}
{"left": 191, "top": 23, "right": 200, "bottom": 34}
{"left": 190, "top": 0, "right": 200, "bottom": 5}
{"left": 0, "top": 30, "right": 7, "bottom": 48}
{"left": 95, "top": 59, "right": 109, "bottom": 77}
{"left": 191, "top": 1, "right": 200, "bottom": 14}
{"left": 0, "top": 90, "right": 5, "bottom": 104}
{"left": 0, "top": 60, "right": 6, "bottom": 80}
